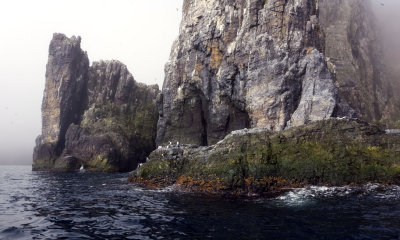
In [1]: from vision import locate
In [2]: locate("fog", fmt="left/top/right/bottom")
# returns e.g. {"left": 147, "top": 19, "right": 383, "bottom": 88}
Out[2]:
{"left": 371, "top": 0, "right": 400, "bottom": 90}
{"left": 0, "top": 0, "right": 399, "bottom": 166}
{"left": 0, "top": 0, "right": 183, "bottom": 165}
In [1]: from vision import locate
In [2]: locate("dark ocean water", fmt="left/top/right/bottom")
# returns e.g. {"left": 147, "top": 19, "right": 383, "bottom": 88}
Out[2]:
{"left": 0, "top": 165, "right": 399, "bottom": 240}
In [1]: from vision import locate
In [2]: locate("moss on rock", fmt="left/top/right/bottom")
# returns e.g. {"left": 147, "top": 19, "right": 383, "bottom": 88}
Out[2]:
{"left": 130, "top": 119, "right": 400, "bottom": 196}
{"left": 33, "top": 57, "right": 160, "bottom": 172}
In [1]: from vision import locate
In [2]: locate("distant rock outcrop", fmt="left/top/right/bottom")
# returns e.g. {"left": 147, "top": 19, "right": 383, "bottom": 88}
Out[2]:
{"left": 319, "top": 0, "right": 398, "bottom": 122}
{"left": 33, "top": 33, "right": 159, "bottom": 172}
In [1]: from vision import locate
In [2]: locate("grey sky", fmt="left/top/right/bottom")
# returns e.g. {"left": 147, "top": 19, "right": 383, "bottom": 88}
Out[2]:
{"left": 0, "top": 0, "right": 183, "bottom": 165}
{"left": 371, "top": 0, "right": 400, "bottom": 63}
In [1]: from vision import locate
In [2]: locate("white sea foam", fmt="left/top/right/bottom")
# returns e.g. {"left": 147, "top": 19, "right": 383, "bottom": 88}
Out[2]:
{"left": 130, "top": 184, "right": 179, "bottom": 193}
{"left": 276, "top": 184, "right": 400, "bottom": 206}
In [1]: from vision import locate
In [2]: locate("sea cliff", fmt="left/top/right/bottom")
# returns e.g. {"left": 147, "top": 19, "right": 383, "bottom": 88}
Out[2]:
{"left": 33, "top": 34, "right": 159, "bottom": 172}
{"left": 34, "top": 0, "right": 400, "bottom": 192}
{"left": 130, "top": 0, "right": 400, "bottom": 192}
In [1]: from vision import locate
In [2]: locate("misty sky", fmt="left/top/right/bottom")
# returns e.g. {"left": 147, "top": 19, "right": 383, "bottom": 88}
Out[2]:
{"left": 0, "top": 0, "right": 399, "bottom": 165}
{"left": 371, "top": 0, "right": 400, "bottom": 72}
{"left": 0, "top": 0, "right": 183, "bottom": 165}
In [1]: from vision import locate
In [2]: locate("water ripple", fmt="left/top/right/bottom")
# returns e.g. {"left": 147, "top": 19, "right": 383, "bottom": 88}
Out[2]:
{"left": 0, "top": 166, "right": 399, "bottom": 239}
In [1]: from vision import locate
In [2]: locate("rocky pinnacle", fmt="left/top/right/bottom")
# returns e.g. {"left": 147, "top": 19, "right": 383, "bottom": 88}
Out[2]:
{"left": 41, "top": 33, "right": 89, "bottom": 152}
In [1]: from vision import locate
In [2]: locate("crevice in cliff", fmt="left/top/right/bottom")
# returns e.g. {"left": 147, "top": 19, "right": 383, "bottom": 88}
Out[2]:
{"left": 200, "top": 94, "right": 209, "bottom": 146}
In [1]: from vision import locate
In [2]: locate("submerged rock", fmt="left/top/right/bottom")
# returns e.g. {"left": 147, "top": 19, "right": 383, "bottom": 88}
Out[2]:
{"left": 33, "top": 34, "right": 159, "bottom": 172}
{"left": 130, "top": 119, "right": 400, "bottom": 196}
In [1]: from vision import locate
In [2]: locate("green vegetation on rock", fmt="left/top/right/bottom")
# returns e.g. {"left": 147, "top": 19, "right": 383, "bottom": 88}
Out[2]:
{"left": 130, "top": 119, "right": 400, "bottom": 195}
{"left": 32, "top": 46, "right": 160, "bottom": 172}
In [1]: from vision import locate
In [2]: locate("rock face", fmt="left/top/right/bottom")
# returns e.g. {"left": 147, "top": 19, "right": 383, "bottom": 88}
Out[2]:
{"left": 319, "top": 0, "right": 397, "bottom": 122}
{"left": 33, "top": 34, "right": 159, "bottom": 172}
{"left": 130, "top": 119, "right": 400, "bottom": 196}
{"left": 156, "top": 0, "right": 400, "bottom": 147}
{"left": 62, "top": 61, "right": 159, "bottom": 172}
{"left": 40, "top": 34, "right": 89, "bottom": 151}
{"left": 131, "top": 0, "right": 400, "bottom": 194}
{"left": 157, "top": 0, "right": 352, "bottom": 147}
{"left": 33, "top": 34, "right": 89, "bottom": 170}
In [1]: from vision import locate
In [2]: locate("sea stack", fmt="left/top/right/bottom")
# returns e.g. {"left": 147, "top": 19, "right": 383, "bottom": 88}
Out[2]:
{"left": 33, "top": 33, "right": 159, "bottom": 172}
{"left": 33, "top": 34, "right": 89, "bottom": 170}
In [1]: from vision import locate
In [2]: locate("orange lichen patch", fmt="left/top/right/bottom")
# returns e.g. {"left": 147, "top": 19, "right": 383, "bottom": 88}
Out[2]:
{"left": 210, "top": 47, "right": 223, "bottom": 69}
{"left": 176, "top": 176, "right": 228, "bottom": 193}
{"left": 130, "top": 174, "right": 306, "bottom": 197}
{"left": 191, "top": 63, "right": 204, "bottom": 82}
{"left": 306, "top": 47, "right": 315, "bottom": 55}
{"left": 128, "top": 176, "right": 173, "bottom": 189}
{"left": 242, "top": 177, "right": 303, "bottom": 195}
{"left": 195, "top": 63, "right": 204, "bottom": 73}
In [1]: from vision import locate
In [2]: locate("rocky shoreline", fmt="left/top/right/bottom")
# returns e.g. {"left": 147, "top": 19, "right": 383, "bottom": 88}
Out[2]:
{"left": 129, "top": 119, "right": 400, "bottom": 196}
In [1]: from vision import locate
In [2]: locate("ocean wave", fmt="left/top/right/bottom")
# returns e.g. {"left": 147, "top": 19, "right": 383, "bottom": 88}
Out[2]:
{"left": 276, "top": 184, "right": 400, "bottom": 206}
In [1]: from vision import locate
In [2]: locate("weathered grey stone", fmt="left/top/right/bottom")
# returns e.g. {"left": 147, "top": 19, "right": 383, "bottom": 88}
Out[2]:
{"left": 41, "top": 33, "right": 89, "bottom": 148}
{"left": 33, "top": 33, "right": 89, "bottom": 170}
{"left": 288, "top": 50, "right": 337, "bottom": 127}
{"left": 157, "top": 0, "right": 348, "bottom": 147}
{"left": 62, "top": 61, "right": 160, "bottom": 172}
